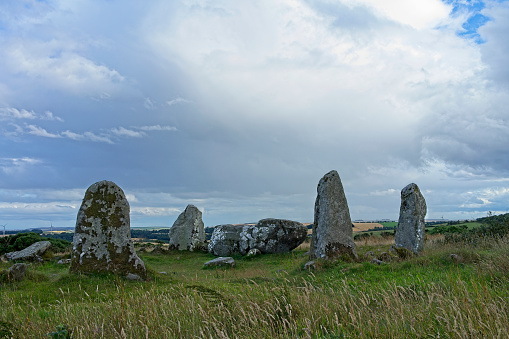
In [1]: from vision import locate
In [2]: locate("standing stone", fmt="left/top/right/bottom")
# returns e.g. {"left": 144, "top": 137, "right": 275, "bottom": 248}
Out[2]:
{"left": 395, "top": 183, "right": 427, "bottom": 254}
{"left": 310, "top": 170, "right": 357, "bottom": 260}
{"left": 168, "top": 204, "right": 206, "bottom": 251}
{"left": 70, "top": 180, "right": 146, "bottom": 279}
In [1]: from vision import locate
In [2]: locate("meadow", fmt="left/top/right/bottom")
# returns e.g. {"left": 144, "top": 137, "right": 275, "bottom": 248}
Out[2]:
{"left": 1, "top": 231, "right": 508, "bottom": 338}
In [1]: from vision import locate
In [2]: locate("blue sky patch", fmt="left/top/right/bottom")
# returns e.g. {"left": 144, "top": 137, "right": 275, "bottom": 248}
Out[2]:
{"left": 443, "top": 0, "right": 490, "bottom": 43}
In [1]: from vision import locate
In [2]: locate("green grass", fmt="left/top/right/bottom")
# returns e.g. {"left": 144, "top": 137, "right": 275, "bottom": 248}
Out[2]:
{"left": 1, "top": 236, "right": 508, "bottom": 338}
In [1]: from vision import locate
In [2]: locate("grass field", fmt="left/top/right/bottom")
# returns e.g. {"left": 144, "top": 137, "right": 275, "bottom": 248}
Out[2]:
{"left": 1, "top": 234, "right": 508, "bottom": 338}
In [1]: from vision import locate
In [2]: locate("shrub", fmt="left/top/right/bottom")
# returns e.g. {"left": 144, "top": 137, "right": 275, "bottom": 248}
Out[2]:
{"left": 0, "top": 232, "right": 71, "bottom": 255}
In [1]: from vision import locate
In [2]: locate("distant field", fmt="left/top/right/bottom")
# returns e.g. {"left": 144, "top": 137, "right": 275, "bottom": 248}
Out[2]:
{"left": 352, "top": 223, "right": 384, "bottom": 232}
{"left": 380, "top": 221, "right": 398, "bottom": 228}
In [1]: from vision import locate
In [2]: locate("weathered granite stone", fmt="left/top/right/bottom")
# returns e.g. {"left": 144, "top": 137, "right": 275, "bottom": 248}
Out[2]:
{"left": 151, "top": 245, "right": 168, "bottom": 255}
{"left": 57, "top": 259, "right": 72, "bottom": 265}
{"left": 70, "top": 180, "right": 146, "bottom": 279}
{"left": 208, "top": 218, "right": 308, "bottom": 256}
{"left": 5, "top": 263, "right": 27, "bottom": 281}
{"left": 371, "top": 258, "right": 385, "bottom": 265}
{"left": 169, "top": 204, "right": 206, "bottom": 251}
{"left": 204, "top": 257, "right": 236, "bottom": 268}
{"left": 304, "top": 261, "right": 316, "bottom": 270}
{"left": 5, "top": 241, "right": 51, "bottom": 262}
{"left": 246, "top": 248, "right": 261, "bottom": 257}
{"left": 395, "top": 183, "right": 427, "bottom": 254}
{"left": 376, "top": 252, "right": 393, "bottom": 262}
{"left": 126, "top": 273, "right": 142, "bottom": 281}
{"left": 450, "top": 254, "right": 463, "bottom": 263}
{"left": 310, "top": 170, "right": 357, "bottom": 260}
{"left": 363, "top": 251, "right": 376, "bottom": 259}
{"left": 394, "top": 246, "right": 414, "bottom": 259}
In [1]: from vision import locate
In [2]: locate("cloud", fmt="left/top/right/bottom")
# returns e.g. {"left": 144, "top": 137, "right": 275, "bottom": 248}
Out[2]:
{"left": 25, "top": 124, "right": 61, "bottom": 138}
{"left": 81, "top": 132, "right": 114, "bottom": 144}
{"left": 370, "top": 189, "right": 398, "bottom": 196}
{"left": 0, "top": 108, "right": 37, "bottom": 120}
{"left": 110, "top": 127, "right": 145, "bottom": 138}
{"left": 61, "top": 130, "right": 114, "bottom": 144}
{"left": 2, "top": 41, "right": 126, "bottom": 97}
{"left": 479, "top": 1, "right": 509, "bottom": 87}
{"left": 144, "top": 97, "right": 156, "bottom": 110}
{"left": 167, "top": 97, "right": 192, "bottom": 106}
{"left": 346, "top": 0, "right": 451, "bottom": 29}
{"left": 0, "top": 107, "right": 63, "bottom": 122}
{"left": 41, "top": 111, "right": 64, "bottom": 122}
{"left": 137, "top": 125, "right": 177, "bottom": 131}
{"left": 0, "top": 157, "right": 42, "bottom": 175}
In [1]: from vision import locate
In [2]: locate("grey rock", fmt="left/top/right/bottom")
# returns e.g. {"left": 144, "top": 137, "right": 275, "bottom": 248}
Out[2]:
{"left": 450, "top": 254, "right": 463, "bottom": 263}
{"left": 151, "top": 245, "right": 168, "bottom": 255}
{"left": 126, "top": 273, "right": 142, "bottom": 281}
{"left": 5, "top": 241, "right": 52, "bottom": 262}
{"left": 395, "top": 183, "right": 427, "bottom": 254}
{"left": 169, "top": 204, "right": 206, "bottom": 251}
{"left": 70, "top": 180, "right": 146, "bottom": 279}
{"left": 57, "top": 259, "right": 72, "bottom": 265}
{"left": 208, "top": 218, "right": 308, "bottom": 256}
{"left": 310, "top": 170, "right": 357, "bottom": 260}
{"left": 376, "top": 252, "right": 392, "bottom": 262}
{"left": 246, "top": 248, "right": 261, "bottom": 257}
{"left": 204, "top": 257, "right": 236, "bottom": 268}
{"left": 371, "top": 258, "right": 385, "bottom": 265}
{"left": 394, "top": 246, "right": 414, "bottom": 259}
{"left": 5, "top": 263, "right": 27, "bottom": 281}
{"left": 304, "top": 261, "right": 316, "bottom": 270}
{"left": 363, "top": 251, "right": 376, "bottom": 259}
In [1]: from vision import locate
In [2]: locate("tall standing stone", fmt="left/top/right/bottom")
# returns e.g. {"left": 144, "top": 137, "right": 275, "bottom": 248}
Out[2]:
{"left": 168, "top": 204, "right": 206, "bottom": 251}
{"left": 310, "top": 170, "right": 357, "bottom": 260}
{"left": 70, "top": 180, "right": 146, "bottom": 279}
{"left": 395, "top": 183, "right": 427, "bottom": 254}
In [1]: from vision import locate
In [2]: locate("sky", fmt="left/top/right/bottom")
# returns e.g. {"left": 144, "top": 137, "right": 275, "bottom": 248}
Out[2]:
{"left": 1, "top": 0, "right": 509, "bottom": 230}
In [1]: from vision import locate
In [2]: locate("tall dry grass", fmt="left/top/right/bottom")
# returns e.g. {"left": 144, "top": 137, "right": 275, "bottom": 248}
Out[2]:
{"left": 1, "top": 235, "right": 508, "bottom": 338}
{"left": 2, "top": 272, "right": 508, "bottom": 338}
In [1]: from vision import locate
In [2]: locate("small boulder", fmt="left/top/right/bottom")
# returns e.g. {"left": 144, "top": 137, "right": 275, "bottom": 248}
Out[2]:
{"left": 151, "top": 245, "right": 168, "bottom": 255}
{"left": 126, "top": 273, "right": 142, "bottom": 281}
{"left": 246, "top": 248, "right": 261, "bottom": 257}
{"left": 5, "top": 241, "right": 52, "bottom": 262}
{"left": 363, "top": 251, "right": 376, "bottom": 259}
{"left": 304, "top": 261, "right": 316, "bottom": 270}
{"left": 450, "top": 254, "right": 463, "bottom": 263}
{"left": 371, "top": 258, "right": 385, "bottom": 265}
{"left": 5, "top": 263, "right": 27, "bottom": 281}
{"left": 204, "top": 257, "right": 236, "bottom": 268}
{"left": 394, "top": 246, "right": 415, "bottom": 259}
{"left": 169, "top": 205, "right": 206, "bottom": 251}
{"left": 376, "top": 252, "right": 392, "bottom": 262}
{"left": 57, "top": 259, "right": 72, "bottom": 265}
